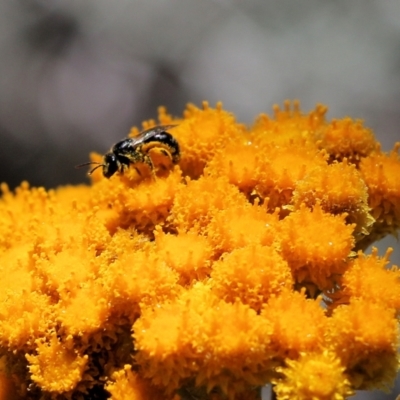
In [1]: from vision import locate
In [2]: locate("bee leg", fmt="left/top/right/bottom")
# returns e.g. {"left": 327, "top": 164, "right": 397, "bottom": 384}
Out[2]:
{"left": 120, "top": 163, "right": 128, "bottom": 175}
{"left": 160, "top": 148, "right": 172, "bottom": 161}
{"left": 143, "top": 155, "right": 156, "bottom": 179}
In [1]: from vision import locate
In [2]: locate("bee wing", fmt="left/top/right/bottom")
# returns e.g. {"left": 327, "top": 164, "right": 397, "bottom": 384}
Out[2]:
{"left": 131, "top": 124, "right": 178, "bottom": 145}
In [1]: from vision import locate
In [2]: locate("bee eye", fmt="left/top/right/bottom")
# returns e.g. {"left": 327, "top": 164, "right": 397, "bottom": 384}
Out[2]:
{"left": 103, "top": 154, "right": 119, "bottom": 178}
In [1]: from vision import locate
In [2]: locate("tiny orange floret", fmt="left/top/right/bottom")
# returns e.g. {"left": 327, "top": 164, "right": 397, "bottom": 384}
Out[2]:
{"left": 206, "top": 205, "right": 280, "bottom": 255}
{"left": 359, "top": 144, "right": 400, "bottom": 241}
{"left": 338, "top": 248, "right": 400, "bottom": 311}
{"left": 172, "top": 102, "right": 245, "bottom": 178}
{"left": 279, "top": 203, "right": 355, "bottom": 289}
{"left": 328, "top": 300, "right": 399, "bottom": 390}
{"left": 291, "top": 160, "right": 373, "bottom": 240}
{"left": 170, "top": 176, "right": 248, "bottom": 232}
{"left": 155, "top": 229, "right": 214, "bottom": 284}
{"left": 206, "top": 141, "right": 263, "bottom": 196}
{"left": 106, "top": 365, "right": 167, "bottom": 400}
{"left": 273, "top": 351, "right": 353, "bottom": 400}
{"left": 315, "top": 117, "right": 380, "bottom": 163}
{"left": 252, "top": 101, "right": 327, "bottom": 145}
{"left": 253, "top": 144, "right": 327, "bottom": 212}
{"left": 262, "top": 290, "right": 328, "bottom": 359}
{"left": 211, "top": 244, "right": 293, "bottom": 311}
{"left": 26, "top": 334, "right": 88, "bottom": 394}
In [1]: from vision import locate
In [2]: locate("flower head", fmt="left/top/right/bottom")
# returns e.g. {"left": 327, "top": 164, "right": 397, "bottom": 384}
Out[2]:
{"left": 328, "top": 300, "right": 399, "bottom": 390}
{"left": 333, "top": 248, "right": 400, "bottom": 311}
{"left": 210, "top": 244, "right": 293, "bottom": 312}
{"left": 261, "top": 290, "right": 328, "bottom": 360}
{"left": 0, "top": 102, "right": 399, "bottom": 400}
{"left": 105, "top": 365, "right": 168, "bottom": 400}
{"left": 273, "top": 351, "right": 353, "bottom": 400}
{"left": 279, "top": 203, "right": 355, "bottom": 289}
{"left": 358, "top": 144, "right": 400, "bottom": 247}
{"left": 314, "top": 117, "right": 380, "bottom": 164}
{"left": 26, "top": 334, "right": 88, "bottom": 394}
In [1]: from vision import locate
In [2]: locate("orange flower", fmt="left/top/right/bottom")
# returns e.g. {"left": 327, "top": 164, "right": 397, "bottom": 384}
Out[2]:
{"left": 154, "top": 229, "right": 214, "bottom": 284}
{"left": 291, "top": 160, "right": 373, "bottom": 241}
{"left": 279, "top": 203, "right": 355, "bottom": 289}
{"left": 206, "top": 204, "right": 280, "bottom": 255}
{"left": 210, "top": 244, "right": 293, "bottom": 311}
{"left": 314, "top": 117, "right": 380, "bottom": 164}
{"left": 105, "top": 365, "right": 170, "bottom": 400}
{"left": 251, "top": 101, "right": 327, "bottom": 146}
{"left": 328, "top": 300, "right": 399, "bottom": 390}
{"left": 252, "top": 144, "right": 327, "bottom": 212}
{"left": 334, "top": 248, "right": 400, "bottom": 311}
{"left": 0, "top": 102, "right": 399, "bottom": 400}
{"left": 273, "top": 351, "right": 353, "bottom": 400}
{"left": 205, "top": 141, "right": 264, "bottom": 196}
{"left": 359, "top": 144, "right": 400, "bottom": 246}
{"left": 261, "top": 290, "right": 328, "bottom": 359}
{"left": 170, "top": 175, "right": 248, "bottom": 232}
{"left": 26, "top": 334, "right": 88, "bottom": 394}
{"left": 90, "top": 166, "right": 184, "bottom": 234}
{"left": 160, "top": 102, "right": 245, "bottom": 179}
{"left": 134, "top": 284, "right": 274, "bottom": 397}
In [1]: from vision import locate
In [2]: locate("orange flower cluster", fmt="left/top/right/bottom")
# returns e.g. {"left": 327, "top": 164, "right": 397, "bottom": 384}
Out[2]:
{"left": 0, "top": 101, "right": 399, "bottom": 400}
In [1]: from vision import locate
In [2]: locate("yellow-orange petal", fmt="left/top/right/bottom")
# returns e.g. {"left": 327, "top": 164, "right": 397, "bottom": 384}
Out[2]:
{"left": 133, "top": 286, "right": 212, "bottom": 392}
{"left": 102, "top": 247, "right": 179, "bottom": 316}
{"left": 56, "top": 280, "right": 111, "bottom": 338}
{"left": 134, "top": 284, "right": 273, "bottom": 396}
{"left": 196, "top": 300, "right": 273, "bottom": 397}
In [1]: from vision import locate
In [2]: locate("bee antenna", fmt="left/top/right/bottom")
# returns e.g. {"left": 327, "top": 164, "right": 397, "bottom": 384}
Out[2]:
{"left": 88, "top": 164, "right": 104, "bottom": 175}
{"left": 75, "top": 162, "right": 104, "bottom": 175}
{"left": 75, "top": 161, "right": 100, "bottom": 169}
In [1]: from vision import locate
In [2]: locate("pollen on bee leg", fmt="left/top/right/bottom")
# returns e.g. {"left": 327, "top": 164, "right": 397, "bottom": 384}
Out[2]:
{"left": 134, "top": 167, "right": 142, "bottom": 176}
{"left": 148, "top": 148, "right": 173, "bottom": 171}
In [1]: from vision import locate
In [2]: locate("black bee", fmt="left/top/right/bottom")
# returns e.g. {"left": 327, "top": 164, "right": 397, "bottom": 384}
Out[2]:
{"left": 77, "top": 125, "right": 180, "bottom": 178}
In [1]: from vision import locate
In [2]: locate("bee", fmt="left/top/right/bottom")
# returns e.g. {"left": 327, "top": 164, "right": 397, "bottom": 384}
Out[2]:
{"left": 77, "top": 125, "right": 180, "bottom": 178}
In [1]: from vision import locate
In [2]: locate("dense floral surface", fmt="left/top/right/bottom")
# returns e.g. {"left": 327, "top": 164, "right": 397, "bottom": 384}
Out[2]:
{"left": 0, "top": 101, "right": 399, "bottom": 400}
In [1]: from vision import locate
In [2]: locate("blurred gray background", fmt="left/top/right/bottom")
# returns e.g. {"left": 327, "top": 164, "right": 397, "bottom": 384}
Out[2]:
{"left": 0, "top": 1, "right": 399, "bottom": 398}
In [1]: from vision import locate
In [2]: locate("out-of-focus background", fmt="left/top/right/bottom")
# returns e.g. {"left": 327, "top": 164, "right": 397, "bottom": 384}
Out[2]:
{"left": 0, "top": 1, "right": 399, "bottom": 398}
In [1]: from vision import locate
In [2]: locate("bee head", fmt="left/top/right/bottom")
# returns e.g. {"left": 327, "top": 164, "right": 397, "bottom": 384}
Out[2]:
{"left": 103, "top": 153, "right": 119, "bottom": 178}
{"left": 75, "top": 152, "right": 119, "bottom": 179}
